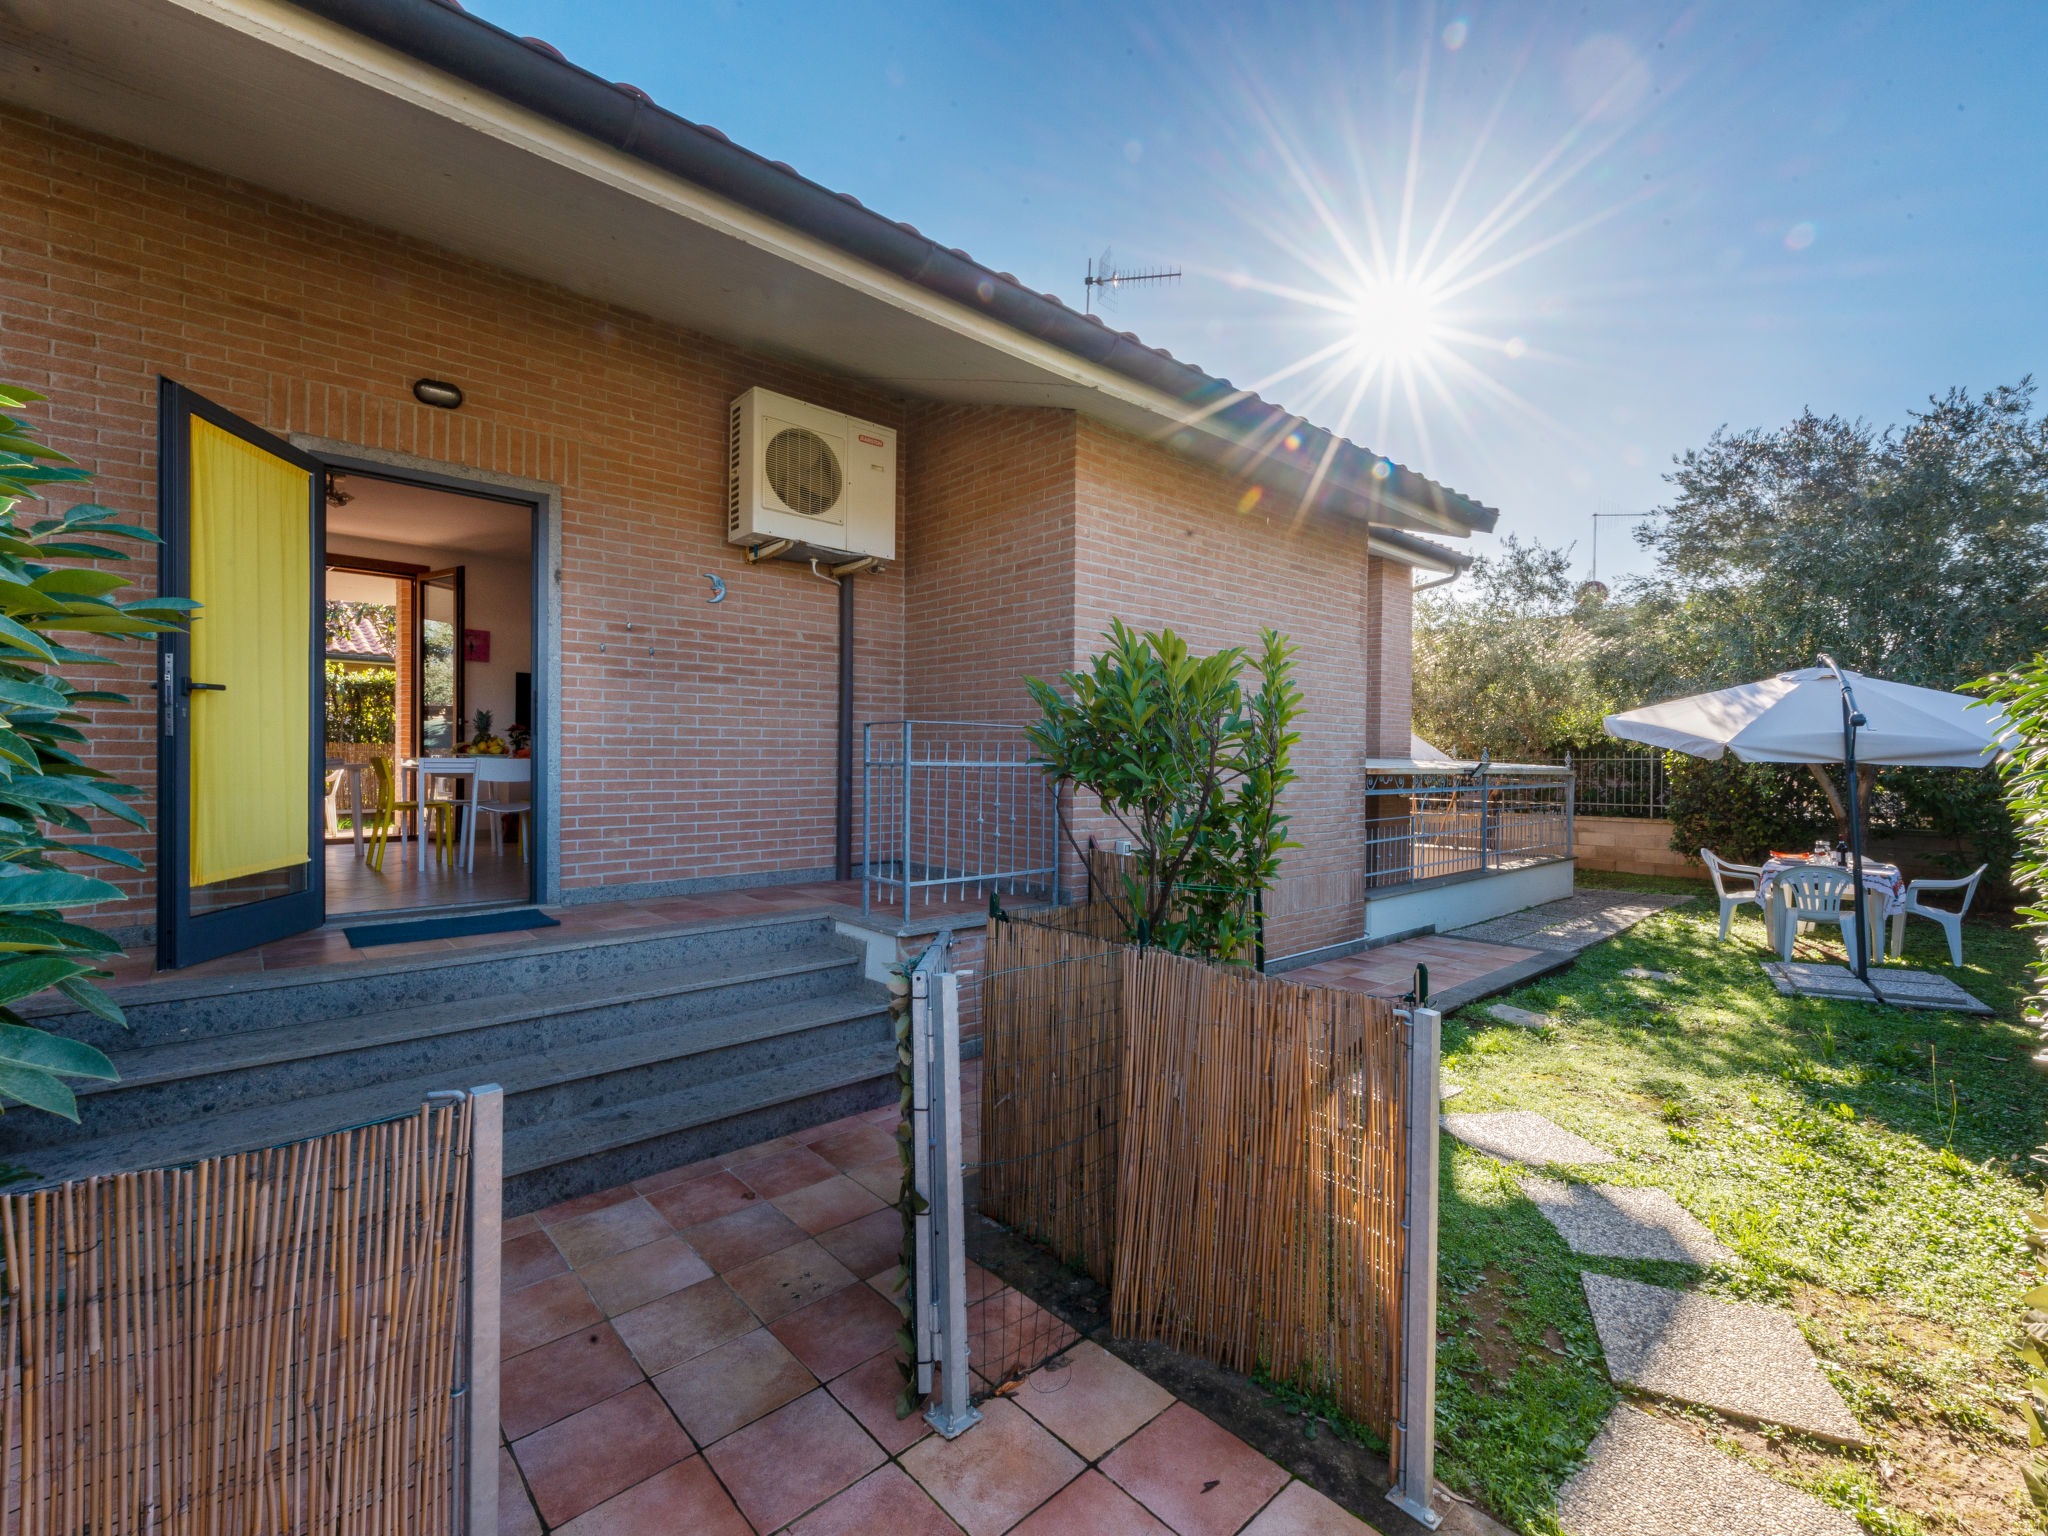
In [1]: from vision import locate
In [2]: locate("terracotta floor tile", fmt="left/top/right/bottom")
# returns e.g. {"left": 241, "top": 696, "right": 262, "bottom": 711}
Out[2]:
{"left": 825, "top": 1347, "right": 930, "bottom": 1456}
{"left": 511, "top": 1384, "right": 693, "bottom": 1527}
{"left": 608, "top": 1276, "right": 756, "bottom": 1375}
{"left": 502, "top": 1212, "right": 541, "bottom": 1241}
{"left": 1101, "top": 1403, "right": 1289, "bottom": 1536}
{"left": 499, "top": 1447, "right": 543, "bottom": 1536}
{"left": 722, "top": 1135, "right": 799, "bottom": 1166}
{"left": 1013, "top": 1342, "right": 1175, "bottom": 1460}
{"left": 843, "top": 1158, "right": 903, "bottom": 1203}
{"left": 808, "top": 1122, "right": 899, "bottom": 1169}
{"left": 733, "top": 1144, "right": 839, "bottom": 1199}
{"left": 1238, "top": 1480, "right": 1380, "bottom": 1535}
{"left": 724, "top": 1238, "right": 856, "bottom": 1323}
{"left": 578, "top": 1236, "right": 715, "bottom": 1317}
{"left": 1009, "top": 1470, "right": 1172, "bottom": 1536}
{"left": 502, "top": 1271, "right": 601, "bottom": 1359}
{"left": 682, "top": 1199, "right": 807, "bottom": 1272}
{"left": 552, "top": 1456, "right": 751, "bottom": 1536}
{"left": 813, "top": 1208, "right": 902, "bottom": 1279}
{"left": 653, "top": 1327, "right": 818, "bottom": 1447}
{"left": 900, "top": 1397, "right": 1084, "bottom": 1536}
{"left": 769, "top": 1279, "right": 903, "bottom": 1380}
{"left": 549, "top": 1198, "right": 674, "bottom": 1269}
{"left": 500, "top": 1323, "right": 643, "bottom": 1439}
{"left": 646, "top": 1170, "right": 761, "bottom": 1229}
{"left": 792, "top": 1110, "right": 874, "bottom": 1146}
{"left": 702, "top": 1388, "right": 885, "bottom": 1533}
{"left": 967, "top": 1285, "right": 1078, "bottom": 1389}
{"left": 788, "top": 1463, "right": 965, "bottom": 1535}
{"left": 772, "top": 1174, "right": 887, "bottom": 1235}
{"left": 502, "top": 1231, "right": 569, "bottom": 1295}
{"left": 632, "top": 1156, "right": 722, "bottom": 1195}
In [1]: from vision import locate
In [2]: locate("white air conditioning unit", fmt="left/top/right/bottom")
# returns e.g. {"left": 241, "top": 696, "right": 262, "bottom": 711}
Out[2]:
{"left": 727, "top": 387, "right": 896, "bottom": 561}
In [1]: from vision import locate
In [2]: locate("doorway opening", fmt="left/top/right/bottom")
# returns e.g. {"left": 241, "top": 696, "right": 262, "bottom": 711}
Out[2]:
{"left": 322, "top": 473, "right": 536, "bottom": 918}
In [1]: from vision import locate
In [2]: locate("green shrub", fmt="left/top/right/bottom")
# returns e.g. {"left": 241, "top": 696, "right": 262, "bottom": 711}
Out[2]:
{"left": 1665, "top": 752, "right": 1833, "bottom": 866}
{"left": 324, "top": 662, "right": 394, "bottom": 746}
{"left": 0, "top": 385, "right": 194, "bottom": 1119}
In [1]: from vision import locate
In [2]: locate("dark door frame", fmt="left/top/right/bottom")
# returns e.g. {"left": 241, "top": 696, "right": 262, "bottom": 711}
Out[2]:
{"left": 155, "top": 380, "right": 326, "bottom": 969}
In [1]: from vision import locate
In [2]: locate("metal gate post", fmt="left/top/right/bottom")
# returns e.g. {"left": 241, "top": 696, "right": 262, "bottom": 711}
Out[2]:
{"left": 920, "top": 959, "right": 981, "bottom": 1438}
{"left": 1387, "top": 1010, "right": 1442, "bottom": 1529}
{"left": 464, "top": 1085, "right": 504, "bottom": 1536}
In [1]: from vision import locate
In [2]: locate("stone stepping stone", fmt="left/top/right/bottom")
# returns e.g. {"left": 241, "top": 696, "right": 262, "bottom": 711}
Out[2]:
{"left": 1580, "top": 1273, "right": 1865, "bottom": 1444}
{"left": 1440, "top": 1081, "right": 1465, "bottom": 1101}
{"left": 1442, "top": 1111, "right": 1616, "bottom": 1167}
{"left": 1621, "top": 967, "right": 1678, "bottom": 982}
{"left": 1520, "top": 1178, "right": 1733, "bottom": 1266}
{"left": 1557, "top": 1406, "right": 1859, "bottom": 1536}
{"left": 1487, "top": 1003, "right": 1557, "bottom": 1032}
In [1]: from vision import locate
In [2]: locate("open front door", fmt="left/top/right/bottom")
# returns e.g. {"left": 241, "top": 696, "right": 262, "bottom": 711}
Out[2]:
{"left": 155, "top": 381, "right": 324, "bottom": 968}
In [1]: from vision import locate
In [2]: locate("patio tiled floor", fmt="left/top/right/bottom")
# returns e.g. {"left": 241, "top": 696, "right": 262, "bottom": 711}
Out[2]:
{"left": 499, "top": 1107, "right": 1385, "bottom": 1535}
{"left": 1287, "top": 933, "right": 1542, "bottom": 999}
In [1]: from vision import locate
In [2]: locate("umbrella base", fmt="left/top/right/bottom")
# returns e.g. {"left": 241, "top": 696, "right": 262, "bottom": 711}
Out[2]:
{"left": 1761, "top": 961, "right": 1991, "bottom": 1014}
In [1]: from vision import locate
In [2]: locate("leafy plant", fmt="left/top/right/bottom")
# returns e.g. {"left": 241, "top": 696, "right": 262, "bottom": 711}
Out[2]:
{"left": 323, "top": 662, "right": 394, "bottom": 746}
{"left": 1025, "top": 621, "right": 1302, "bottom": 962}
{"left": 0, "top": 384, "right": 195, "bottom": 1118}
{"left": 1977, "top": 652, "right": 2048, "bottom": 1517}
{"left": 1665, "top": 751, "right": 1832, "bottom": 866}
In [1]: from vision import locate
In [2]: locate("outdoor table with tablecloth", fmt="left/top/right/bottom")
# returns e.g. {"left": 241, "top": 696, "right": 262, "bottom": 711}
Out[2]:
{"left": 1757, "top": 853, "right": 1905, "bottom": 953}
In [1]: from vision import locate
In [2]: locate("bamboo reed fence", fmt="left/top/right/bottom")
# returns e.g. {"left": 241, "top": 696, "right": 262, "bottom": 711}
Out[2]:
{"left": 976, "top": 915, "right": 1124, "bottom": 1291}
{"left": 1110, "top": 949, "right": 1408, "bottom": 1438}
{"left": 0, "top": 1101, "right": 474, "bottom": 1536}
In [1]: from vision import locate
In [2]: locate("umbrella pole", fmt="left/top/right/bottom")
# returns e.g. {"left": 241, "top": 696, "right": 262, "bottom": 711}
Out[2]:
{"left": 1820, "top": 654, "right": 1874, "bottom": 987}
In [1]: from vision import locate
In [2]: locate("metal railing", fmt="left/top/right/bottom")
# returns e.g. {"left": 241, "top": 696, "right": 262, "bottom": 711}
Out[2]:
{"left": 1363, "top": 770, "right": 1574, "bottom": 889}
{"left": 1567, "top": 750, "right": 1669, "bottom": 818}
{"left": 862, "top": 721, "right": 1060, "bottom": 917}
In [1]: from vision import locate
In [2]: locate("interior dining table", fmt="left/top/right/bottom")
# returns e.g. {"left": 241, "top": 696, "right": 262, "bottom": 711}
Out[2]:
{"left": 402, "top": 756, "right": 532, "bottom": 873}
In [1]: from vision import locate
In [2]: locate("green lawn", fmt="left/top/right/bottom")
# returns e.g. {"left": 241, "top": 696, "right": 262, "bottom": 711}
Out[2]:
{"left": 1435, "top": 870, "right": 2043, "bottom": 1536}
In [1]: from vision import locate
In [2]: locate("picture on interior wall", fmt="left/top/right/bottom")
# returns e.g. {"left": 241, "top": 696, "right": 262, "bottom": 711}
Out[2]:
{"left": 465, "top": 628, "right": 490, "bottom": 662}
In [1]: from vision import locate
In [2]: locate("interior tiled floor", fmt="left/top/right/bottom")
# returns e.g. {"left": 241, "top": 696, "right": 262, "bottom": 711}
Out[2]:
{"left": 324, "top": 835, "right": 533, "bottom": 914}
{"left": 1285, "top": 933, "right": 1542, "bottom": 1000}
{"left": 497, "top": 1105, "right": 1382, "bottom": 1535}
{"left": 96, "top": 880, "right": 1003, "bottom": 987}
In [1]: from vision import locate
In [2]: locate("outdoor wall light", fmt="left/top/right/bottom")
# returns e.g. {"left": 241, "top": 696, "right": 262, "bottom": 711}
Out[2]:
{"left": 412, "top": 378, "right": 464, "bottom": 409}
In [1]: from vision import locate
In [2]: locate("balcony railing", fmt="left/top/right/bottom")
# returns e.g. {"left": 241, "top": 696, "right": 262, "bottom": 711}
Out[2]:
{"left": 1363, "top": 767, "right": 1574, "bottom": 890}
{"left": 862, "top": 721, "right": 1060, "bottom": 917}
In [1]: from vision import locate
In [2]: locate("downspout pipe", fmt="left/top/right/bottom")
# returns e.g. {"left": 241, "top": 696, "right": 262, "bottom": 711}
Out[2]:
{"left": 835, "top": 576, "right": 854, "bottom": 882}
{"left": 1816, "top": 654, "right": 1873, "bottom": 986}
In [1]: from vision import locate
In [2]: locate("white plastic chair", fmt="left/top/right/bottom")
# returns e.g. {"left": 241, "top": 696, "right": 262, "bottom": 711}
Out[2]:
{"left": 1771, "top": 864, "right": 1857, "bottom": 961}
{"left": 475, "top": 799, "right": 532, "bottom": 864}
{"left": 1700, "top": 849, "right": 1764, "bottom": 941}
{"left": 1887, "top": 864, "right": 1986, "bottom": 967}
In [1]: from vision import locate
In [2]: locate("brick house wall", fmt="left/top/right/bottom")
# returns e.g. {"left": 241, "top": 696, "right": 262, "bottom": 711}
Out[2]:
{"left": 0, "top": 105, "right": 907, "bottom": 929}
{"left": 1, "top": 103, "right": 1429, "bottom": 954}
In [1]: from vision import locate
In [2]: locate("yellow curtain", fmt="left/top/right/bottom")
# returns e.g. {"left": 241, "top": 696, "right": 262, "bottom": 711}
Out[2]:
{"left": 188, "top": 418, "right": 311, "bottom": 887}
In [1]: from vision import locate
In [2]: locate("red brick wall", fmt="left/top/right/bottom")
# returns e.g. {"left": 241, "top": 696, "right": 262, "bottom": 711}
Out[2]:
{"left": 1065, "top": 419, "right": 1411, "bottom": 954}
{"left": 0, "top": 106, "right": 906, "bottom": 926}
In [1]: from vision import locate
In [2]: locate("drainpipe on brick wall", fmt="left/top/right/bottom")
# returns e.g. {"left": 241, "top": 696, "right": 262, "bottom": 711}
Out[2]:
{"left": 835, "top": 575, "right": 854, "bottom": 881}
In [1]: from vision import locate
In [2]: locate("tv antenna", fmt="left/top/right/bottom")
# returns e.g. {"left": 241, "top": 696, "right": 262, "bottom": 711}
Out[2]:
{"left": 1578, "top": 508, "right": 1662, "bottom": 599}
{"left": 1084, "top": 247, "right": 1181, "bottom": 315}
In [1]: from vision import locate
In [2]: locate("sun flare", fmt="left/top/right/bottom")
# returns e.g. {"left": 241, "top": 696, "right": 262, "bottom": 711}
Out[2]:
{"left": 1347, "top": 277, "right": 1445, "bottom": 368}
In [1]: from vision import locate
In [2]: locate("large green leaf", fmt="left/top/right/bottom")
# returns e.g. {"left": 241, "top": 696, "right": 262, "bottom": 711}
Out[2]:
{"left": 0, "top": 1062, "right": 77, "bottom": 1120}
{"left": 0, "top": 869, "right": 125, "bottom": 909}
{"left": 0, "top": 955, "right": 98, "bottom": 1006}
{"left": 0, "top": 613, "right": 54, "bottom": 661}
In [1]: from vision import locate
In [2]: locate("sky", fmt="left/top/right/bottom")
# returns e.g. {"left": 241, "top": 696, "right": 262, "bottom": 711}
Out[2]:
{"left": 465, "top": 0, "right": 2047, "bottom": 582}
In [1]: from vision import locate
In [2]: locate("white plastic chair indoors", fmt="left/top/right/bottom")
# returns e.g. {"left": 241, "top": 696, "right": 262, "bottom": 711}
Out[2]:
{"left": 1887, "top": 864, "right": 1987, "bottom": 967}
{"left": 1700, "top": 849, "right": 1763, "bottom": 941}
{"left": 1771, "top": 864, "right": 1858, "bottom": 961}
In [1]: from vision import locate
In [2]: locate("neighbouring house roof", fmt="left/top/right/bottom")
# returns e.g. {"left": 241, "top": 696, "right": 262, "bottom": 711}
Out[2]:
{"left": 325, "top": 604, "right": 396, "bottom": 662}
{"left": 3, "top": 0, "right": 1492, "bottom": 558}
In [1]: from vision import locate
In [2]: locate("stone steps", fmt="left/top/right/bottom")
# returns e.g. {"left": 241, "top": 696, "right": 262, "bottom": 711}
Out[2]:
{"left": 1, "top": 911, "right": 897, "bottom": 1214}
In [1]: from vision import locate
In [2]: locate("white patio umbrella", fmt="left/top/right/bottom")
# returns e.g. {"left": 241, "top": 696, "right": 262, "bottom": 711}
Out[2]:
{"left": 1603, "top": 659, "right": 2009, "bottom": 980}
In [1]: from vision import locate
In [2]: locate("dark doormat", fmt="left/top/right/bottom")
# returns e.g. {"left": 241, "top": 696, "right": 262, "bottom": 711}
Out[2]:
{"left": 343, "top": 908, "right": 560, "bottom": 949}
